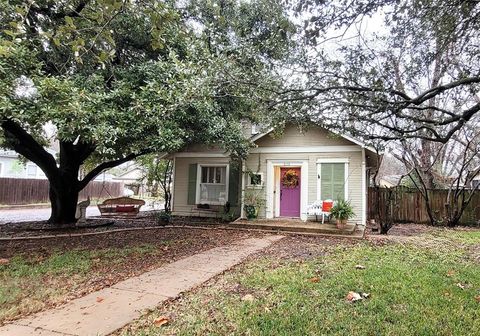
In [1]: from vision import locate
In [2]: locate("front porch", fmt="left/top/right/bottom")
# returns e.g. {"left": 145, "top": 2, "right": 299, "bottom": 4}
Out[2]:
{"left": 226, "top": 218, "right": 364, "bottom": 237}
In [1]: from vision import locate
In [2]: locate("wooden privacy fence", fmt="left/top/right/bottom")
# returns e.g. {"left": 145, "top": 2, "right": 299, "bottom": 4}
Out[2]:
{"left": 0, "top": 178, "right": 124, "bottom": 205}
{"left": 368, "top": 187, "right": 480, "bottom": 225}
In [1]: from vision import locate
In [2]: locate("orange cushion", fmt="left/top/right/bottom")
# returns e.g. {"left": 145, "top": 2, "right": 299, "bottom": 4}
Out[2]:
{"left": 322, "top": 201, "right": 333, "bottom": 212}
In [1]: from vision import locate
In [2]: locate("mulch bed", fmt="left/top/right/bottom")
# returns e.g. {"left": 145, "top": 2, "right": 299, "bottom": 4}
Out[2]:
{"left": 0, "top": 227, "right": 265, "bottom": 259}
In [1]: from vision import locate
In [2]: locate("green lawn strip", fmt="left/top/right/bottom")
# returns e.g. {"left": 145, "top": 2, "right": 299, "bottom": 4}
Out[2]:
{"left": 128, "top": 233, "right": 480, "bottom": 336}
{"left": 0, "top": 244, "right": 159, "bottom": 323}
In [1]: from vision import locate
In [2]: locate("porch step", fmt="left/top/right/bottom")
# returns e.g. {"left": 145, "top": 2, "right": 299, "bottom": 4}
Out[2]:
{"left": 226, "top": 220, "right": 357, "bottom": 235}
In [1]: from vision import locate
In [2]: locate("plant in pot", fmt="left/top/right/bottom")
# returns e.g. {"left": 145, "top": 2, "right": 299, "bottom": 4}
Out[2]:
{"left": 154, "top": 210, "right": 171, "bottom": 226}
{"left": 243, "top": 189, "right": 266, "bottom": 220}
{"left": 329, "top": 200, "right": 355, "bottom": 229}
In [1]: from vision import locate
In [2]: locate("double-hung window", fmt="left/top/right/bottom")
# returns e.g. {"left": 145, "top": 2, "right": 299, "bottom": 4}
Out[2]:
{"left": 318, "top": 161, "right": 348, "bottom": 200}
{"left": 198, "top": 165, "right": 228, "bottom": 204}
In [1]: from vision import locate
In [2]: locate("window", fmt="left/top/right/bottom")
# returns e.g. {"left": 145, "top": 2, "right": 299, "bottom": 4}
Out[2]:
{"left": 251, "top": 124, "right": 260, "bottom": 135}
{"left": 247, "top": 173, "right": 263, "bottom": 187}
{"left": 318, "top": 162, "right": 347, "bottom": 200}
{"left": 26, "top": 164, "right": 37, "bottom": 177}
{"left": 198, "top": 165, "right": 227, "bottom": 204}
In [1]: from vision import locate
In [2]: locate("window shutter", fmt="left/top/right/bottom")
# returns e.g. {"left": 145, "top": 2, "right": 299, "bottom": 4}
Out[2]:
{"left": 228, "top": 162, "right": 240, "bottom": 207}
{"left": 320, "top": 163, "right": 333, "bottom": 199}
{"left": 320, "top": 163, "right": 345, "bottom": 200}
{"left": 187, "top": 164, "right": 197, "bottom": 205}
{"left": 332, "top": 164, "right": 345, "bottom": 199}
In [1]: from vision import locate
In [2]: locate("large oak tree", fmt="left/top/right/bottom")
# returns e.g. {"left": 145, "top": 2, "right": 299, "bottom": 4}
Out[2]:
{"left": 0, "top": 0, "right": 293, "bottom": 225}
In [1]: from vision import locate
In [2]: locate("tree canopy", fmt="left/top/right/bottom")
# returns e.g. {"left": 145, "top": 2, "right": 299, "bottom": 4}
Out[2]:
{"left": 0, "top": 0, "right": 294, "bottom": 223}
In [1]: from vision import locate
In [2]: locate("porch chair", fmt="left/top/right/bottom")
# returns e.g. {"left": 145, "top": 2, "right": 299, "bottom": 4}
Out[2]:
{"left": 306, "top": 199, "right": 334, "bottom": 224}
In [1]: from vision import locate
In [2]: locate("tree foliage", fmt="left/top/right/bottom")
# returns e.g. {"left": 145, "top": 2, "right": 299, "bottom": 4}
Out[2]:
{"left": 0, "top": 0, "right": 294, "bottom": 224}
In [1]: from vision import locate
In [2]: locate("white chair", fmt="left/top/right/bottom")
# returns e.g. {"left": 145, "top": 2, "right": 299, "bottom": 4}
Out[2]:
{"left": 306, "top": 199, "right": 334, "bottom": 224}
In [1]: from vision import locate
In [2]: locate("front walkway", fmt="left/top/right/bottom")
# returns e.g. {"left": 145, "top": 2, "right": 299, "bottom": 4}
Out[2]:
{"left": 0, "top": 235, "right": 284, "bottom": 336}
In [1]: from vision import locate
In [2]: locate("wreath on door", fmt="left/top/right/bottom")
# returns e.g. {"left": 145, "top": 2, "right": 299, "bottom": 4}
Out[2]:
{"left": 282, "top": 169, "right": 299, "bottom": 188}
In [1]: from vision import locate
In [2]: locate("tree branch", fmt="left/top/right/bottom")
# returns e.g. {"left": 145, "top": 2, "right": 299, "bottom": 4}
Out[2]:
{"left": 78, "top": 151, "right": 149, "bottom": 190}
{"left": 1, "top": 119, "right": 58, "bottom": 176}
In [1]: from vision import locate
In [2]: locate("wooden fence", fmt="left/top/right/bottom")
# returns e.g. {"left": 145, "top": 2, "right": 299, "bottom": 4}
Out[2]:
{"left": 368, "top": 187, "right": 480, "bottom": 225}
{"left": 0, "top": 178, "right": 124, "bottom": 205}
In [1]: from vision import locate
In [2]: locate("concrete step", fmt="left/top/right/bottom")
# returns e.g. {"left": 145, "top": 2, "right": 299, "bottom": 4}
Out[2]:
{"left": 225, "top": 220, "right": 356, "bottom": 235}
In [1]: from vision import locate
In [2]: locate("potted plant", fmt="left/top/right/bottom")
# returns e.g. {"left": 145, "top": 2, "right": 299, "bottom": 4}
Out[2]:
{"left": 243, "top": 189, "right": 266, "bottom": 220}
{"left": 154, "top": 210, "right": 171, "bottom": 226}
{"left": 329, "top": 200, "right": 355, "bottom": 229}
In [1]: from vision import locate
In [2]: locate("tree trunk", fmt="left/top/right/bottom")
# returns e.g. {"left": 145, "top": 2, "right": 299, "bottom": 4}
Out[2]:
{"left": 48, "top": 174, "right": 80, "bottom": 226}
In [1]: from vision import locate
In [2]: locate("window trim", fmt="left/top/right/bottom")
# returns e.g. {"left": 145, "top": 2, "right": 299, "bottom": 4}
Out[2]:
{"left": 246, "top": 172, "right": 264, "bottom": 188}
{"left": 26, "top": 163, "right": 38, "bottom": 178}
{"left": 317, "top": 160, "right": 349, "bottom": 201}
{"left": 196, "top": 163, "right": 229, "bottom": 205}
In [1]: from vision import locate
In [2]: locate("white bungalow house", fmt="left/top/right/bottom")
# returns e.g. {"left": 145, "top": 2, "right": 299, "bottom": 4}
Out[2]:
{"left": 169, "top": 122, "right": 379, "bottom": 225}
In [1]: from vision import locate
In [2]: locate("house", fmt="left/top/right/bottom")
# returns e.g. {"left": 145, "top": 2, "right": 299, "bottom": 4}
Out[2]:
{"left": 112, "top": 166, "right": 147, "bottom": 196}
{"left": 169, "top": 123, "right": 379, "bottom": 224}
{"left": 0, "top": 149, "right": 53, "bottom": 179}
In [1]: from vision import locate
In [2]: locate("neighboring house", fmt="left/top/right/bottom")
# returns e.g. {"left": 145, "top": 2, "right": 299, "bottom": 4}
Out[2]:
{"left": 112, "top": 166, "right": 147, "bottom": 195}
{"left": 169, "top": 123, "right": 379, "bottom": 224}
{"left": 0, "top": 149, "right": 55, "bottom": 179}
{"left": 379, "top": 175, "right": 403, "bottom": 188}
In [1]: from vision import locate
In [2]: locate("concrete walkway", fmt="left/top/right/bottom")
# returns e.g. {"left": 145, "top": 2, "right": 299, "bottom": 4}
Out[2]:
{"left": 0, "top": 235, "right": 284, "bottom": 336}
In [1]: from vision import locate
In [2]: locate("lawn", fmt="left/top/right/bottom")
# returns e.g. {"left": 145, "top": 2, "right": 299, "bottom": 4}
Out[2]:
{"left": 0, "top": 227, "right": 259, "bottom": 325}
{"left": 118, "top": 228, "right": 480, "bottom": 336}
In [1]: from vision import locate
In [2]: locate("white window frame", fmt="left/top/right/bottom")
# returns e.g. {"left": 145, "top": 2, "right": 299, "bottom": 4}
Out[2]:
{"left": 246, "top": 172, "right": 264, "bottom": 188}
{"left": 316, "top": 159, "right": 349, "bottom": 201}
{"left": 26, "top": 163, "right": 38, "bottom": 178}
{"left": 196, "top": 163, "right": 229, "bottom": 205}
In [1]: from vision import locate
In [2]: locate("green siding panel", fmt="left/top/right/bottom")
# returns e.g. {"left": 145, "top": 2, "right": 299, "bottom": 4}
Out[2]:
{"left": 228, "top": 161, "right": 240, "bottom": 207}
{"left": 187, "top": 163, "right": 197, "bottom": 205}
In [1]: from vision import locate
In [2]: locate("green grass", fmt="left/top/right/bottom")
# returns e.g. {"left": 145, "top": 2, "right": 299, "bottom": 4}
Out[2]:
{"left": 0, "top": 244, "right": 159, "bottom": 323}
{"left": 123, "top": 231, "right": 480, "bottom": 336}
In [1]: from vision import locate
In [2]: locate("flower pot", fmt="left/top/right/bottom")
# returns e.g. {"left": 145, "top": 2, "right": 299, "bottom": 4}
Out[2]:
{"left": 336, "top": 219, "right": 347, "bottom": 229}
{"left": 244, "top": 205, "right": 257, "bottom": 220}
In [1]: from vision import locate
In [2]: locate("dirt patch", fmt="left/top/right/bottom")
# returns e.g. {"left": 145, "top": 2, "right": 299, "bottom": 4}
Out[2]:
{"left": 366, "top": 223, "right": 435, "bottom": 237}
{"left": 261, "top": 234, "right": 360, "bottom": 261}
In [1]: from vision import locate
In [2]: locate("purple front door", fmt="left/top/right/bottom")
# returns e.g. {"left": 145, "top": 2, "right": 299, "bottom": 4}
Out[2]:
{"left": 280, "top": 167, "right": 301, "bottom": 217}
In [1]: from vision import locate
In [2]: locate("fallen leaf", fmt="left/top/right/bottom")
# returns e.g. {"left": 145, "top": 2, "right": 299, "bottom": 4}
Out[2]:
{"left": 0, "top": 258, "right": 9, "bottom": 265}
{"left": 446, "top": 270, "right": 455, "bottom": 277}
{"left": 346, "top": 291, "right": 362, "bottom": 302}
{"left": 96, "top": 297, "right": 104, "bottom": 303}
{"left": 456, "top": 283, "right": 466, "bottom": 290}
{"left": 475, "top": 295, "right": 480, "bottom": 303}
{"left": 308, "top": 277, "right": 320, "bottom": 283}
{"left": 241, "top": 294, "right": 255, "bottom": 302}
{"left": 153, "top": 316, "right": 170, "bottom": 327}
{"left": 355, "top": 265, "right": 366, "bottom": 270}
{"left": 346, "top": 291, "right": 369, "bottom": 302}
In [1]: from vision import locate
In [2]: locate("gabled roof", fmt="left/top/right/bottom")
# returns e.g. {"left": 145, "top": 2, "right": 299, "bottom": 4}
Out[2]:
{"left": 250, "top": 124, "right": 378, "bottom": 154}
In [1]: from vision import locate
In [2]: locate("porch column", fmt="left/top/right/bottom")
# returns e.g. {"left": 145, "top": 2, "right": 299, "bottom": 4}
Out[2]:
{"left": 265, "top": 160, "right": 274, "bottom": 219}
{"left": 300, "top": 161, "right": 308, "bottom": 221}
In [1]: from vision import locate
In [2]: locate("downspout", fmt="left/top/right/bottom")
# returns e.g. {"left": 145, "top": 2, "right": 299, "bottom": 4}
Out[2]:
{"left": 361, "top": 148, "right": 367, "bottom": 226}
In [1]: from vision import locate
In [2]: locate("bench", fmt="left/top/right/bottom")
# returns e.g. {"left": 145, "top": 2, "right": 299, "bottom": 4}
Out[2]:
{"left": 97, "top": 197, "right": 145, "bottom": 217}
{"left": 306, "top": 200, "right": 334, "bottom": 223}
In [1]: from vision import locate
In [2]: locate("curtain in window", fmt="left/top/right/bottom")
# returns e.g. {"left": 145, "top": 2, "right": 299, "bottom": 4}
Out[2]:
{"left": 200, "top": 166, "right": 227, "bottom": 203}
